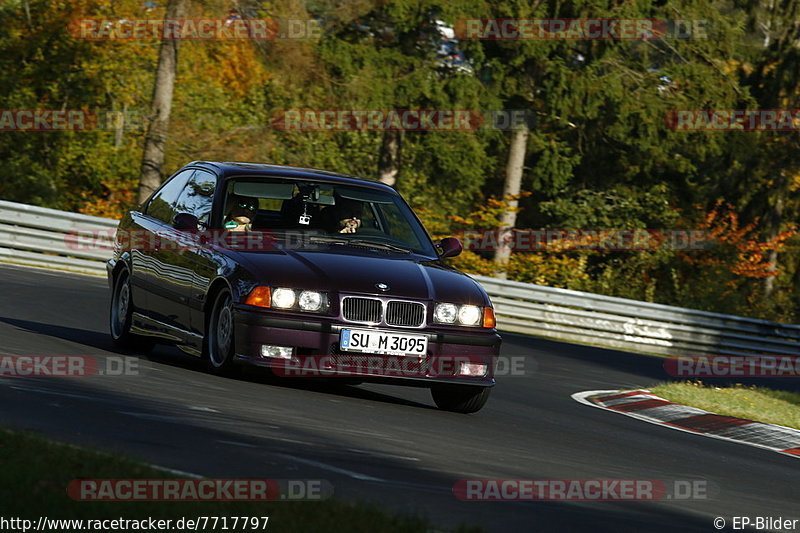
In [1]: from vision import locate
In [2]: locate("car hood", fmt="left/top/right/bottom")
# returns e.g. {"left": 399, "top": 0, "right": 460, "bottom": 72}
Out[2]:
{"left": 230, "top": 247, "right": 489, "bottom": 305}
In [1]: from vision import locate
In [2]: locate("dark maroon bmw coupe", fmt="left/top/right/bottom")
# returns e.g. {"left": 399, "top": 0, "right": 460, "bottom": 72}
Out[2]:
{"left": 107, "top": 162, "right": 501, "bottom": 413}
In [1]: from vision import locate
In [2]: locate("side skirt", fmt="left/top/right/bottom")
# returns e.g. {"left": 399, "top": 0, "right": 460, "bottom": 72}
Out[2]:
{"left": 131, "top": 312, "right": 204, "bottom": 358}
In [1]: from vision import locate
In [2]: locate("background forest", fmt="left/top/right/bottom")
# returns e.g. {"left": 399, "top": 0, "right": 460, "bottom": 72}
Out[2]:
{"left": 2, "top": 0, "right": 800, "bottom": 321}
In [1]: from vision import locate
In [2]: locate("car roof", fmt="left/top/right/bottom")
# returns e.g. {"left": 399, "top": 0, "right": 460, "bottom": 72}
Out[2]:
{"left": 187, "top": 161, "right": 397, "bottom": 193}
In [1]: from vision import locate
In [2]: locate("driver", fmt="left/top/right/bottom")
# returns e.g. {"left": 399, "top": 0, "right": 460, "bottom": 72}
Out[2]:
{"left": 322, "top": 197, "right": 362, "bottom": 234}
{"left": 224, "top": 195, "right": 258, "bottom": 231}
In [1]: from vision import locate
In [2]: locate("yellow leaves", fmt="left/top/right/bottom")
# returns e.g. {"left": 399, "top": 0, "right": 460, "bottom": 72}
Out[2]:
{"left": 417, "top": 191, "right": 589, "bottom": 288}
{"left": 413, "top": 206, "right": 455, "bottom": 239}
{"left": 443, "top": 249, "right": 589, "bottom": 288}
{"left": 201, "top": 41, "right": 268, "bottom": 97}
{"left": 761, "top": 59, "right": 780, "bottom": 77}
{"left": 789, "top": 170, "right": 800, "bottom": 192}
{"left": 446, "top": 250, "right": 496, "bottom": 277}
{"left": 447, "top": 192, "right": 531, "bottom": 229}
{"left": 78, "top": 179, "right": 135, "bottom": 219}
{"left": 688, "top": 200, "right": 797, "bottom": 279}
{"left": 723, "top": 58, "right": 752, "bottom": 76}
{"left": 505, "top": 253, "right": 589, "bottom": 288}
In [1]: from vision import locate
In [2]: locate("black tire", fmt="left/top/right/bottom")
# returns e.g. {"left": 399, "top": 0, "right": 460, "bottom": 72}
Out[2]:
{"left": 109, "top": 270, "right": 153, "bottom": 352}
{"left": 431, "top": 385, "right": 492, "bottom": 413}
{"left": 205, "top": 288, "right": 237, "bottom": 375}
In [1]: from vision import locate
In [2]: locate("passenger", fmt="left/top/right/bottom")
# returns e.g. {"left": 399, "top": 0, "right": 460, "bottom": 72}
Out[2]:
{"left": 224, "top": 195, "right": 258, "bottom": 231}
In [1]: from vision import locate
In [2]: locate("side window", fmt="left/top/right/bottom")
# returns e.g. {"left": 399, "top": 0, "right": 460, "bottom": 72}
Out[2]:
{"left": 146, "top": 170, "right": 195, "bottom": 224}
{"left": 175, "top": 170, "right": 217, "bottom": 226}
{"left": 375, "top": 200, "right": 425, "bottom": 248}
{"left": 360, "top": 202, "right": 379, "bottom": 230}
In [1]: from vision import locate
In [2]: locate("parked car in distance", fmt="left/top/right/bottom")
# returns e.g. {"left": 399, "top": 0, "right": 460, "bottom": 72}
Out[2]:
{"left": 108, "top": 161, "right": 501, "bottom": 413}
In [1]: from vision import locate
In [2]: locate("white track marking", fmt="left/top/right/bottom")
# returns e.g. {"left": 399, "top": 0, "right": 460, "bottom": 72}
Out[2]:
{"left": 274, "top": 453, "right": 384, "bottom": 482}
{"left": 572, "top": 389, "right": 800, "bottom": 459}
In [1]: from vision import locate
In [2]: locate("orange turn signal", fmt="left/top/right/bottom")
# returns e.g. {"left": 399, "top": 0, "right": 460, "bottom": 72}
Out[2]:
{"left": 245, "top": 286, "right": 271, "bottom": 308}
{"left": 483, "top": 307, "right": 496, "bottom": 328}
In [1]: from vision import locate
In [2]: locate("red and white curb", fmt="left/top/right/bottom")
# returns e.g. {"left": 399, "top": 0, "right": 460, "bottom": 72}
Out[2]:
{"left": 572, "top": 389, "right": 800, "bottom": 459}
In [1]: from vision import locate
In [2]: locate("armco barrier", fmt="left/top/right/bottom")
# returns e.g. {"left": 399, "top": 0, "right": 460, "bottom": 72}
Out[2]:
{"left": 1, "top": 199, "right": 797, "bottom": 356}
{"left": 472, "top": 275, "right": 800, "bottom": 356}
{"left": 0, "top": 200, "right": 115, "bottom": 276}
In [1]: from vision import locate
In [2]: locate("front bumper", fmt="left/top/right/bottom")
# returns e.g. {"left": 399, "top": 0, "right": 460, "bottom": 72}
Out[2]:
{"left": 233, "top": 307, "right": 501, "bottom": 387}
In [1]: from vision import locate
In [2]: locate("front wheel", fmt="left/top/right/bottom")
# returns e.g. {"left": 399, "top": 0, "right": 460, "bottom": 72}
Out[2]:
{"left": 431, "top": 385, "right": 492, "bottom": 414}
{"left": 206, "top": 289, "right": 237, "bottom": 375}
{"left": 109, "top": 270, "right": 153, "bottom": 352}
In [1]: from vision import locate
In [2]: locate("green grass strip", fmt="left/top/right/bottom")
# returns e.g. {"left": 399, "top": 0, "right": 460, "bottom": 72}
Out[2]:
{"left": 0, "top": 427, "right": 481, "bottom": 532}
{"left": 650, "top": 381, "right": 800, "bottom": 430}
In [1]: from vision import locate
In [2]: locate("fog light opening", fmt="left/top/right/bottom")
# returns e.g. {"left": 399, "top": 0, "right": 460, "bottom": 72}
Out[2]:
{"left": 260, "top": 345, "right": 294, "bottom": 359}
{"left": 458, "top": 362, "right": 487, "bottom": 377}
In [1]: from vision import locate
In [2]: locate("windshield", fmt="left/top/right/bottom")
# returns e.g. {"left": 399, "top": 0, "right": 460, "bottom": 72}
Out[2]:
{"left": 222, "top": 177, "right": 436, "bottom": 255}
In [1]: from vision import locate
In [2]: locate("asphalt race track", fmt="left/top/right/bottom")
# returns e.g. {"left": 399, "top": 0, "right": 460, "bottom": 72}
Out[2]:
{"left": 0, "top": 264, "right": 798, "bottom": 532}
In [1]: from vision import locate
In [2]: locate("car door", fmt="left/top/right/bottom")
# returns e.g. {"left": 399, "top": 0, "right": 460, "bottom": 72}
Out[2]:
{"left": 171, "top": 169, "right": 224, "bottom": 343}
{"left": 133, "top": 168, "right": 197, "bottom": 332}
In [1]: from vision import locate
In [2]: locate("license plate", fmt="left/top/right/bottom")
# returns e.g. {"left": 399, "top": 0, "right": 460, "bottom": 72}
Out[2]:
{"left": 340, "top": 329, "right": 427, "bottom": 356}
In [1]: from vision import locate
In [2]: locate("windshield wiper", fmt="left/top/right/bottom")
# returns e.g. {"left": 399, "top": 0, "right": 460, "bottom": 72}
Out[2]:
{"left": 309, "top": 236, "right": 411, "bottom": 253}
{"left": 349, "top": 239, "right": 411, "bottom": 253}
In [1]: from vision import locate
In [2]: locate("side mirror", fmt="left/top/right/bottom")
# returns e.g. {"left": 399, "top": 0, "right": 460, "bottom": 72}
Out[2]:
{"left": 439, "top": 237, "right": 463, "bottom": 258}
{"left": 173, "top": 212, "right": 199, "bottom": 231}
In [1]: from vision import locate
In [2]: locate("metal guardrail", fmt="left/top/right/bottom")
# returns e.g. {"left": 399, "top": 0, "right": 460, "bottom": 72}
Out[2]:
{"left": 0, "top": 200, "right": 116, "bottom": 276}
{"left": 473, "top": 275, "right": 800, "bottom": 356}
{"left": 1, "top": 199, "right": 797, "bottom": 356}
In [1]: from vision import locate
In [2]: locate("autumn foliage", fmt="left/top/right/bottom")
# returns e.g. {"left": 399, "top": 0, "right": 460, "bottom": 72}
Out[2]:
{"left": 4, "top": 0, "right": 800, "bottom": 322}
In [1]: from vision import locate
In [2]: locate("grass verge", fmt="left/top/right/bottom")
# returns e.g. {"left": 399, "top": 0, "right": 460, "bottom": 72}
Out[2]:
{"left": 649, "top": 381, "right": 800, "bottom": 430}
{"left": 0, "top": 427, "right": 480, "bottom": 532}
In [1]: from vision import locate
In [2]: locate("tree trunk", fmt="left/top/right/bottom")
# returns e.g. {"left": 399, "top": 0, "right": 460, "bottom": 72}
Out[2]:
{"left": 493, "top": 122, "right": 529, "bottom": 277}
{"left": 136, "top": 0, "right": 188, "bottom": 204}
{"left": 764, "top": 192, "right": 784, "bottom": 298}
{"left": 114, "top": 102, "right": 127, "bottom": 149}
{"left": 377, "top": 130, "right": 403, "bottom": 187}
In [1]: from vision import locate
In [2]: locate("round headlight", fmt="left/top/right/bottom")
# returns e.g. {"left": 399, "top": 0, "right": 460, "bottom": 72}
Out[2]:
{"left": 298, "top": 290, "right": 323, "bottom": 311}
{"left": 458, "top": 305, "right": 482, "bottom": 326}
{"left": 434, "top": 303, "right": 458, "bottom": 323}
{"left": 272, "top": 288, "right": 296, "bottom": 309}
